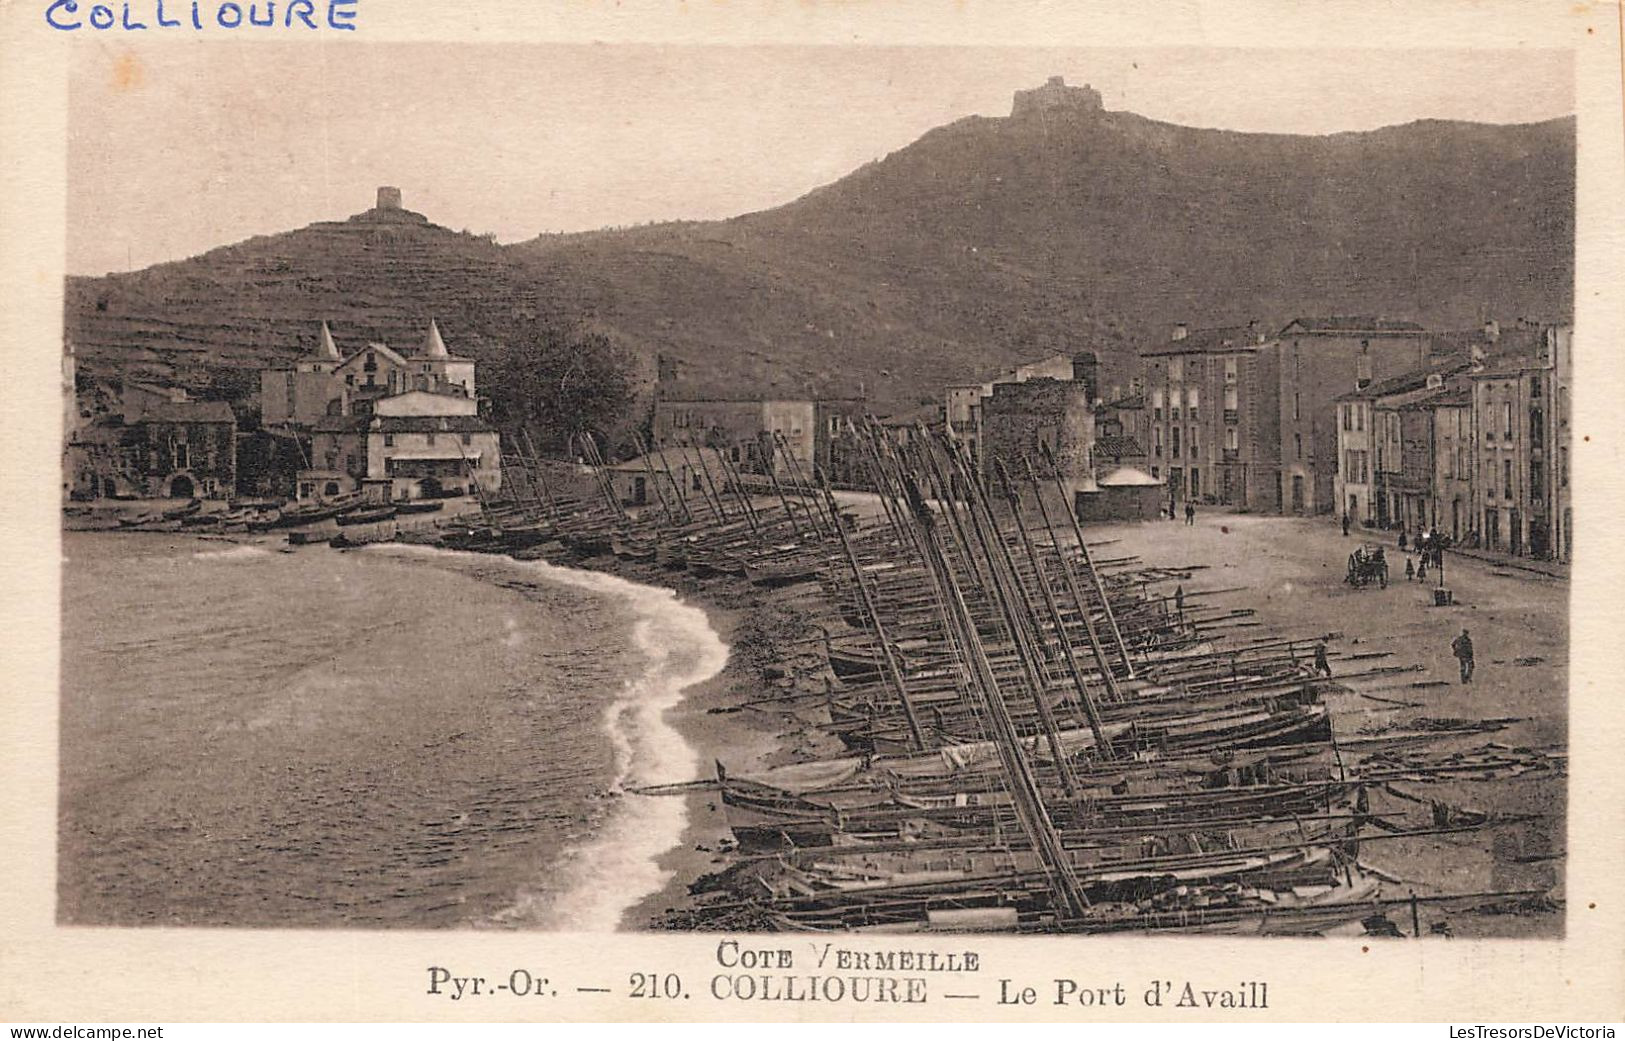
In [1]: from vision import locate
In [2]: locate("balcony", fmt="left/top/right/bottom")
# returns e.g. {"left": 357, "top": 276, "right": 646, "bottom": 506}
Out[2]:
{"left": 1224, "top": 409, "right": 1239, "bottom": 424}
{"left": 1222, "top": 448, "right": 1240, "bottom": 462}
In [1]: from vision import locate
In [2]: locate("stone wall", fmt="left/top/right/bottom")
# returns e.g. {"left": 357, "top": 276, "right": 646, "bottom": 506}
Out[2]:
{"left": 980, "top": 378, "right": 1095, "bottom": 492}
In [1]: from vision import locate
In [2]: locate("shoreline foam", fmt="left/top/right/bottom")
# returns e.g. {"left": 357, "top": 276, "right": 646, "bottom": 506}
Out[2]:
{"left": 367, "top": 544, "right": 731, "bottom": 931}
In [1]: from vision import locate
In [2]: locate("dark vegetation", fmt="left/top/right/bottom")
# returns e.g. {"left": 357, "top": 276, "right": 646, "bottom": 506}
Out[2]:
{"left": 66, "top": 106, "right": 1573, "bottom": 413}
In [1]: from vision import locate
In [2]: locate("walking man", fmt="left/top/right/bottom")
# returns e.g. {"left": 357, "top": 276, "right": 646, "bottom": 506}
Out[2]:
{"left": 1451, "top": 628, "right": 1475, "bottom": 684}
{"left": 1404, "top": 558, "right": 1415, "bottom": 582}
{"left": 1399, "top": 529, "right": 1409, "bottom": 551}
{"left": 1313, "top": 642, "right": 1332, "bottom": 678}
{"left": 1185, "top": 501, "right": 1196, "bottom": 526}
{"left": 1342, "top": 512, "right": 1351, "bottom": 537}
{"left": 1174, "top": 583, "right": 1185, "bottom": 619}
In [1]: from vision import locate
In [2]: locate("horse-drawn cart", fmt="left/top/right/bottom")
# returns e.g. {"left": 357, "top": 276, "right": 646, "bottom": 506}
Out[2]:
{"left": 1346, "top": 543, "right": 1389, "bottom": 588}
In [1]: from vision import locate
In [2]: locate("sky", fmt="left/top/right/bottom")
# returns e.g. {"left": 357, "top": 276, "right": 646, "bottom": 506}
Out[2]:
{"left": 66, "top": 43, "right": 1575, "bottom": 275}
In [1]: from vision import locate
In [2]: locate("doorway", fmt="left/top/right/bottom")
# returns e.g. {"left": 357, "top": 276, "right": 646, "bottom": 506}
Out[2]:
{"left": 1529, "top": 519, "right": 1550, "bottom": 560}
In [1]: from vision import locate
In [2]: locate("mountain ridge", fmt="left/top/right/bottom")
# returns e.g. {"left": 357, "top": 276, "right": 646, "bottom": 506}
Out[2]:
{"left": 66, "top": 97, "right": 1574, "bottom": 410}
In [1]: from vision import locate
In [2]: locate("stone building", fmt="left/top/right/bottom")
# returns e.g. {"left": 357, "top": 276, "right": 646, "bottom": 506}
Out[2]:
{"left": 979, "top": 378, "right": 1096, "bottom": 506}
{"left": 120, "top": 400, "right": 238, "bottom": 499}
{"left": 943, "top": 351, "right": 1098, "bottom": 476}
{"left": 1469, "top": 323, "right": 1571, "bottom": 560}
{"left": 261, "top": 319, "right": 476, "bottom": 429}
{"left": 1141, "top": 323, "right": 1280, "bottom": 509}
{"left": 652, "top": 387, "right": 864, "bottom": 481}
{"left": 607, "top": 447, "right": 731, "bottom": 508}
{"left": 1334, "top": 358, "right": 1469, "bottom": 529}
{"left": 367, "top": 414, "right": 501, "bottom": 500}
{"left": 66, "top": 384, "right": 238, "bottom": 500}
{"left": 1420, "top": 380, "right": 1475, "bottom": 542}
{"left": 306, "top": 414, "right": 369, "bottom": 499}
{"left": 1332, "top": 393, "right": 1376, "bottom": 525}
{"left": 273, "top": 319, "right": 499, "bottom": 501}
{"left": 259, "top": 321, "right": 347, "bottom": 428}
{"left": 118, "top": 381, "right": 191, "bottom": 423}
{"left": 1273, "top": 317, "right": 1431, "bottom": 515}
{"left": 1074, "top": 466, "right": 1164, "bottom": 523}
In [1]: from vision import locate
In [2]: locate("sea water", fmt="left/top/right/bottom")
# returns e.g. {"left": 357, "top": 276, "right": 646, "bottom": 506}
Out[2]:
{"left": 58, "top": 532, "right": 727, "bottom": 929}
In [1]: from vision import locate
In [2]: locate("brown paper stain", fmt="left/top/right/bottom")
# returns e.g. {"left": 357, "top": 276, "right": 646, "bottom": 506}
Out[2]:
{"left": 112, "top": 52, "right": 144, "bottom": 94}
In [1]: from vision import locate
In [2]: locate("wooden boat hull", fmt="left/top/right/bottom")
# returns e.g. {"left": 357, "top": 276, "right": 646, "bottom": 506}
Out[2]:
{"left": 337, "top": 507, "right": 397, "bottom": 526}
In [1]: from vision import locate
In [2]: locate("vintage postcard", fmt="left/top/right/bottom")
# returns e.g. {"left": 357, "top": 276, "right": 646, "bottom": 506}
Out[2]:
{"left": 1, "top": 0, "right": 1622, "bottom": 1025}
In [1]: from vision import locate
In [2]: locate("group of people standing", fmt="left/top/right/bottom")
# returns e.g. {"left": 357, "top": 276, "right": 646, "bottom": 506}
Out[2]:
{"left": 1399, "top": 527, "right": 1448, "bottom": 583}
{"left": 1166, "top": 501, "right": 1198, "bottom": 525}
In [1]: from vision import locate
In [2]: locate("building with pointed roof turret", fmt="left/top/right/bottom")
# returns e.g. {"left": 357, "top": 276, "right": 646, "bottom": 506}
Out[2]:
{"left": 260, "top": 322, "right": 349, "bottom": 427}
{"left": 264, "top": 319, "right": 500, "bottom": 501}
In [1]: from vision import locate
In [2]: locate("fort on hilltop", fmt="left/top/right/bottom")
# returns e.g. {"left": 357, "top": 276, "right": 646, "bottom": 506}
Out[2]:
{"left": 349, "top": 185, "right": 429, "bottom": 225}
{"left": 1011, "top": 76, "right": 1105, "bottom": 118}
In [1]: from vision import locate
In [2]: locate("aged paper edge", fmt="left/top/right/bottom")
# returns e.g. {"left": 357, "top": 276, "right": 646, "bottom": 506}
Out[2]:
{"left": 1, "top": 0, "right": 1622, "bottom": 1024}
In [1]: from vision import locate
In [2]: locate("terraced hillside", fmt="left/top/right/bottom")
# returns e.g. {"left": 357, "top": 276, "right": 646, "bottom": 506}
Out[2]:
{"left": 65, "top": 205, "right": 574, "bottom": 393}
{"left": 67, "top": 98, "right": 1573, "bottom": 412}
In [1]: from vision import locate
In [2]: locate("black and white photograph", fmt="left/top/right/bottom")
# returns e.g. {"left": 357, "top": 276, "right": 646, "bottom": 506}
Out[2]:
{"left": 10, "top": 3, "right": 1625, "bottom": 1027}
{"left": 51, "top": 37, "right": 1581, "bottom": 944}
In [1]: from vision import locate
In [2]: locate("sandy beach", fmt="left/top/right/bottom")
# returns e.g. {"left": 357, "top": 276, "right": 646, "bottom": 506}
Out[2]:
{"left": 62, "top": 502, "right": 1566, "bottom": 936}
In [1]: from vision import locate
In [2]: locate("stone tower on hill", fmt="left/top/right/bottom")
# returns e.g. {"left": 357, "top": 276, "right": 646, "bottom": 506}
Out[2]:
{"left": 1011, "top": 76, "right": 1104, "bottom": 118}
{"left": 351, "top": 186, "right": 428, "bottom": 225}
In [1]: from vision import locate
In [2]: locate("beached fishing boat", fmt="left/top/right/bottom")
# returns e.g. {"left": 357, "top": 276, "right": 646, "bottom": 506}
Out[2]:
{"left": 336, "top": 505, "right": 397, "bottom": 526}
{"left": 161, "top": 498, "right": 203, "bottom": 521}
{"left": 422, "top": 417, "right": 1556, "bottom": 937}
{"left": 263, "top": 494, "right": 364, "bottom": 529}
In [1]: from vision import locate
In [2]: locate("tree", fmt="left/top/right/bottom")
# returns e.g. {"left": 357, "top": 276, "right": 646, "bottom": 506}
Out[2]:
{"left": 483, "top": 319, "right": 638, "bottom": 456}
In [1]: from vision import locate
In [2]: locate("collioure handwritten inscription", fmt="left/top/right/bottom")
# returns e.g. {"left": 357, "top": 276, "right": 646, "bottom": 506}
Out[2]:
{"left": 46, "top": 0, "right": 357, "bottom": 31}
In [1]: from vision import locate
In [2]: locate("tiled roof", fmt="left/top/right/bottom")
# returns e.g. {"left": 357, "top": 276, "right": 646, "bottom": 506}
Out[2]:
{"left": 1143, "top": 326, "right": 1264, "bottom": 357}
{"left": 1433, "top": 324, "right": 1548, "bottom": 361}
{"left": 1094, "top": 435, "right": 1145, "bottom": 457}
{"left": 1470, "top": 338, "right": 1554, "bottom": 377}
{"left": 1283, "top": 317, "right": 1427, "bottom": 334}
{"left": 1397, "top": 387, "right": 1468, "bottom": 410}
{"left": 1335, "top": 358, "right": 1471, "bottom": 402}
{"left": 338, "top": 342, "right": 409, "bottom": 369}
{"left": 1097, "top": 466, "right": 1162, "bottom": 487}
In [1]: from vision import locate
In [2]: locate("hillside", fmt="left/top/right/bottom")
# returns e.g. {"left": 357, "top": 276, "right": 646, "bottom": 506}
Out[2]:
{"left": 64, "top": 203, "right": 573, "bottom": 394}
{"left": 67, "top": 86, "right": 1574, "bottom": 410}
{"left": 512, "top": 105, "right": 1572, "bottom": 403}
